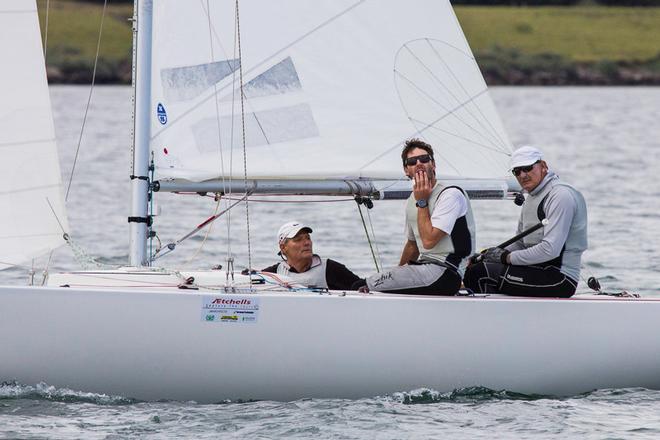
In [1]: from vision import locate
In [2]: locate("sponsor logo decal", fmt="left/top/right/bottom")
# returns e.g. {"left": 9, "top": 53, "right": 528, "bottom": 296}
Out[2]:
{"left": 201, "top": 296, "right": 259, "bottom": 324}
{"left": 157, "top": 103, "right": 168, "bottom": 125}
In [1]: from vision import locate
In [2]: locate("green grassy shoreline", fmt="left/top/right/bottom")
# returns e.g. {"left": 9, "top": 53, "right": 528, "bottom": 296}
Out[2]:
{"left": 38, "top": 1, "right": 660, "bottom": 85}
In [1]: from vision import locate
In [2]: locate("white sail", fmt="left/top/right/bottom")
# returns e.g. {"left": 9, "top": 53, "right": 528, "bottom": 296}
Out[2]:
{"left": 0, "top": 0, "right": 68, "bottom": 270}
{"left": 149, "top": 0, "right": 512, "bottom": 183}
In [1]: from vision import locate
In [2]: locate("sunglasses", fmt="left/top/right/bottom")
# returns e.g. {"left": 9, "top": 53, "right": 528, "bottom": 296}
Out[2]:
{"left": 511, "top": 160, "right": 540, "bottom": 177}
{"left": 404, "top": 154, "right": 433, "bottom": 167}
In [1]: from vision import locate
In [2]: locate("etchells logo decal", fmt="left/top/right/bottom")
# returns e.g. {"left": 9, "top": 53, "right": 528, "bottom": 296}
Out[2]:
{"left": 156, "top": 103, "right": 167, "bottom": 125}
{"left": 201, "top": 296, "right": 260, "bottom": 323}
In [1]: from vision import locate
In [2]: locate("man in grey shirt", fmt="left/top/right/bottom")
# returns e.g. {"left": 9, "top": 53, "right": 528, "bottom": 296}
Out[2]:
{"left": 463, "top": 146, "right": 587, "bottom": 298}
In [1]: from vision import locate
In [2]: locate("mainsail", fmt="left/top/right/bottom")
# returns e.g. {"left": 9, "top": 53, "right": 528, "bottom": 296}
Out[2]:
{"left": 149, "top": 0, "right": 513, "bottom": 184}
{"left": 0, "top": 0, "right": 68, "bottom": 270}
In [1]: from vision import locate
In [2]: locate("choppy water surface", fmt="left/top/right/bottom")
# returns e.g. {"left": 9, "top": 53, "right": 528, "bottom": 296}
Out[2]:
{"left": 3, "top": 383, "right": 660, "bottom": 439}
{"left": 1, "top": 87, "right": 659, "bottom": 438}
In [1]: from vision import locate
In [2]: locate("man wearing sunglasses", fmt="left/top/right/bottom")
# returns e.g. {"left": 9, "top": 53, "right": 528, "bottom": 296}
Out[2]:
{"left": 463, "top": 146, "right": 587, "bottom": 298}
{"left": 357, "top": 138, "right": 475, "bottom": 295}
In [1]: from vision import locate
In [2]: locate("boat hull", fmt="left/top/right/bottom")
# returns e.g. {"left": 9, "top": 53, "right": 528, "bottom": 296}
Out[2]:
{"left": 1, "top": 285, "right": 659, "bottom": 402}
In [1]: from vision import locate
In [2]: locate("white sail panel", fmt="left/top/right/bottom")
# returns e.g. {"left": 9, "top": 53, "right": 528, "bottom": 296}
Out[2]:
{"left": 150, "top": 0, "right": 512, "bottom": 183}
{"left": 0, "top": 0, "right": 68, "bottom": 270}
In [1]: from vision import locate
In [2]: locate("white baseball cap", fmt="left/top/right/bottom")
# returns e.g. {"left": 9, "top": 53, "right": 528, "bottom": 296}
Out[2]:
{"left": 277, "top": 221, "right": 313, "bottom": 244}
{"left": 511, "top": 146, "right": 543, "bottom": 169}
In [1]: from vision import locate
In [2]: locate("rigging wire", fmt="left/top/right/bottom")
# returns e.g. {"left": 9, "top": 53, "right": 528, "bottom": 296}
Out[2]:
{"left": 235, "top": 0, "right": 254, "bottom": 277}
{"left": 64, "top": 0, "right": 108, "bottom": 202}
{"left": 355, "top": 198, "right": 380, "bottom": 273}
{"left": 188, "top": 0, "right": 230, "bottom": 270}
{"left": 364, "top": 204, "right": 383, "bottom": 270}
{"left": 51, "top": 192, "right": 110, "bottom": 269}
{"left": 226, "top": 0, "right": 240, "bottom": 284}
{"left": 43, "top": 0, "right": 51, "bottom": 62}
{"left": 184, "top": 194, "right": 222, "bottom": 267}
{"left": 150, "top": 192, "right": 251, "bottom": 262}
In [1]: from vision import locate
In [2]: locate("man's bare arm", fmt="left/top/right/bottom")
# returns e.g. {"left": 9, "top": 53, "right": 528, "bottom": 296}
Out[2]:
{"left": 399, "top": 240, "right": 420, "bottom": 265}
{"left": 413, "top": 168, "right": 447, "bottom": 249}
{"left": 416, "top": 206, "right": 447, "bottom": 249}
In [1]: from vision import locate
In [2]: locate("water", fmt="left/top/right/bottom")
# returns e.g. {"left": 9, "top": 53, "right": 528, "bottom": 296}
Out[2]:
{"left": 1, "top": 86, "right": 660, "bottom": 438}
{"left": 3, "top": 384, "right": 660, "bottom": 439}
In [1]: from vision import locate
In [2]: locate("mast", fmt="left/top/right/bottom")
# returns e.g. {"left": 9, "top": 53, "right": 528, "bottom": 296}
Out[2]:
{"left": 128, "top": 0, "right": 153, "bottom": 267}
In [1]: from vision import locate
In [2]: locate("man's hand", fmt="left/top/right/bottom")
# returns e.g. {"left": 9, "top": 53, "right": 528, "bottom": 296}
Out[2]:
{"left": 467, "top": 253, "right": 481, "bottom": 267}
{"left": 481, "top": 247, "right": 510, "bottom": 264}
{"left": 413, "top": 168, "right": 433, "bottom": 203}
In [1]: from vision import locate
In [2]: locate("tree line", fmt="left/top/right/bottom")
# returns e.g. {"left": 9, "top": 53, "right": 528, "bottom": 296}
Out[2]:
{"left": 77, "top": 0, "right": 660, "bottom": 4}
{"left": 452, "top": 0, "right": 660, "bottom": 5}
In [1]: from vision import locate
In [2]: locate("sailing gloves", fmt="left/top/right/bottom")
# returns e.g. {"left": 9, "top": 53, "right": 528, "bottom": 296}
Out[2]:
{"left": 481, "top": 247, "right": 510, "bottom": 265}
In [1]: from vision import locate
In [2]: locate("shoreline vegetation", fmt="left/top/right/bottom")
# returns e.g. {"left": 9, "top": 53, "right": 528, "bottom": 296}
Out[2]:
{"left": 39, "top": 1, "right": 660, "bottom": 86}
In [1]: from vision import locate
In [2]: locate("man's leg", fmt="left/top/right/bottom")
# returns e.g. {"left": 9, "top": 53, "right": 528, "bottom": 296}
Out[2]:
{"left": 499, "top": 265, "right": 577, "bottom": 298}
{"left": 365, "top": 264, "right": 461, "bottom": 296}
{"left": 463, "top": 261, "right": 506, "bottom": 293}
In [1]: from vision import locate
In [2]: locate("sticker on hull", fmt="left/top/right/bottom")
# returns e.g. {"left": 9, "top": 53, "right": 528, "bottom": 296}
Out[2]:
{"left": 201, "top": 296, "right": 259, "bottom": 324}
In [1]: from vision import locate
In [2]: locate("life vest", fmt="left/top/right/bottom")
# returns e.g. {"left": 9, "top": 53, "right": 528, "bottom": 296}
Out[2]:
{"left": 405, "top": 183, "right": 475, "bottom": 270}
{"left": 276, "top": 254, "right": 328, "bottom": 288}
{"left": 520, "top": 175, "right": 587, "bottom": 280}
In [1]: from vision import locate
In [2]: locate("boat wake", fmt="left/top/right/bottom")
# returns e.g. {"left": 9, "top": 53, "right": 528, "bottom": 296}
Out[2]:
{"left": 0, "top": 380, "right": 137, "bottom": 405}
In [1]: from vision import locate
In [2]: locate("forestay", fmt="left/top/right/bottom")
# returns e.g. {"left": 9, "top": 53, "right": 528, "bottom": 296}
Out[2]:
{"left": 0, "top": 0, "right": 68, "bottom": 270}
{"left": 149, "top": 0, "right": 513, "bottom": 184}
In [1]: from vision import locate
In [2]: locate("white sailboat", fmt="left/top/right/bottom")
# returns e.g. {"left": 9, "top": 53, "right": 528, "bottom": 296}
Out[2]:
{"left": 2, "top": 0, "right": 660, "bottom": 403}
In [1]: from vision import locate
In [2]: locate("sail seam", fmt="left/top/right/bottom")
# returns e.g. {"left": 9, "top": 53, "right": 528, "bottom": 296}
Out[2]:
{"left": 408, "top": 117, "right": 509, "bottom": 155}
{"left": 0, "top": 183, "right": 61, "bottom": 196}
{"left": 425, "top": 40, "right": 508, "bottom": 150}
{"left": 0, "top": 138, "right": 57, "bottom": 149}
{"left": 404, "top": 41, "right": 508, "bottom": 150}
{"left": 395, "top": 67, "right": 510, "bottom": 154}
{"left": 0, "top": 233, "right": 63, "bottom": 239}
{"left": 358, "top": 88, "right": 496, "bottom": 172}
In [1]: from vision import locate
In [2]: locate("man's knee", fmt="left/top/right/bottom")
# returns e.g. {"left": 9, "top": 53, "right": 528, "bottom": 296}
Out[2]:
{"left": 462, "top": 264, "right": 481, "bottom": 291}
{"left": 463, "top": 262, "right": 505, "bottom": 293}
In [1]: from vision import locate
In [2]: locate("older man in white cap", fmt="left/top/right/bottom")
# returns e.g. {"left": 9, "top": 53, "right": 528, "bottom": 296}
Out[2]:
{"left": 261, "top": 221, "right": 363, "bottom": 290}
{"left": 463, "top": 146, "right": 588, "bottom": 298}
